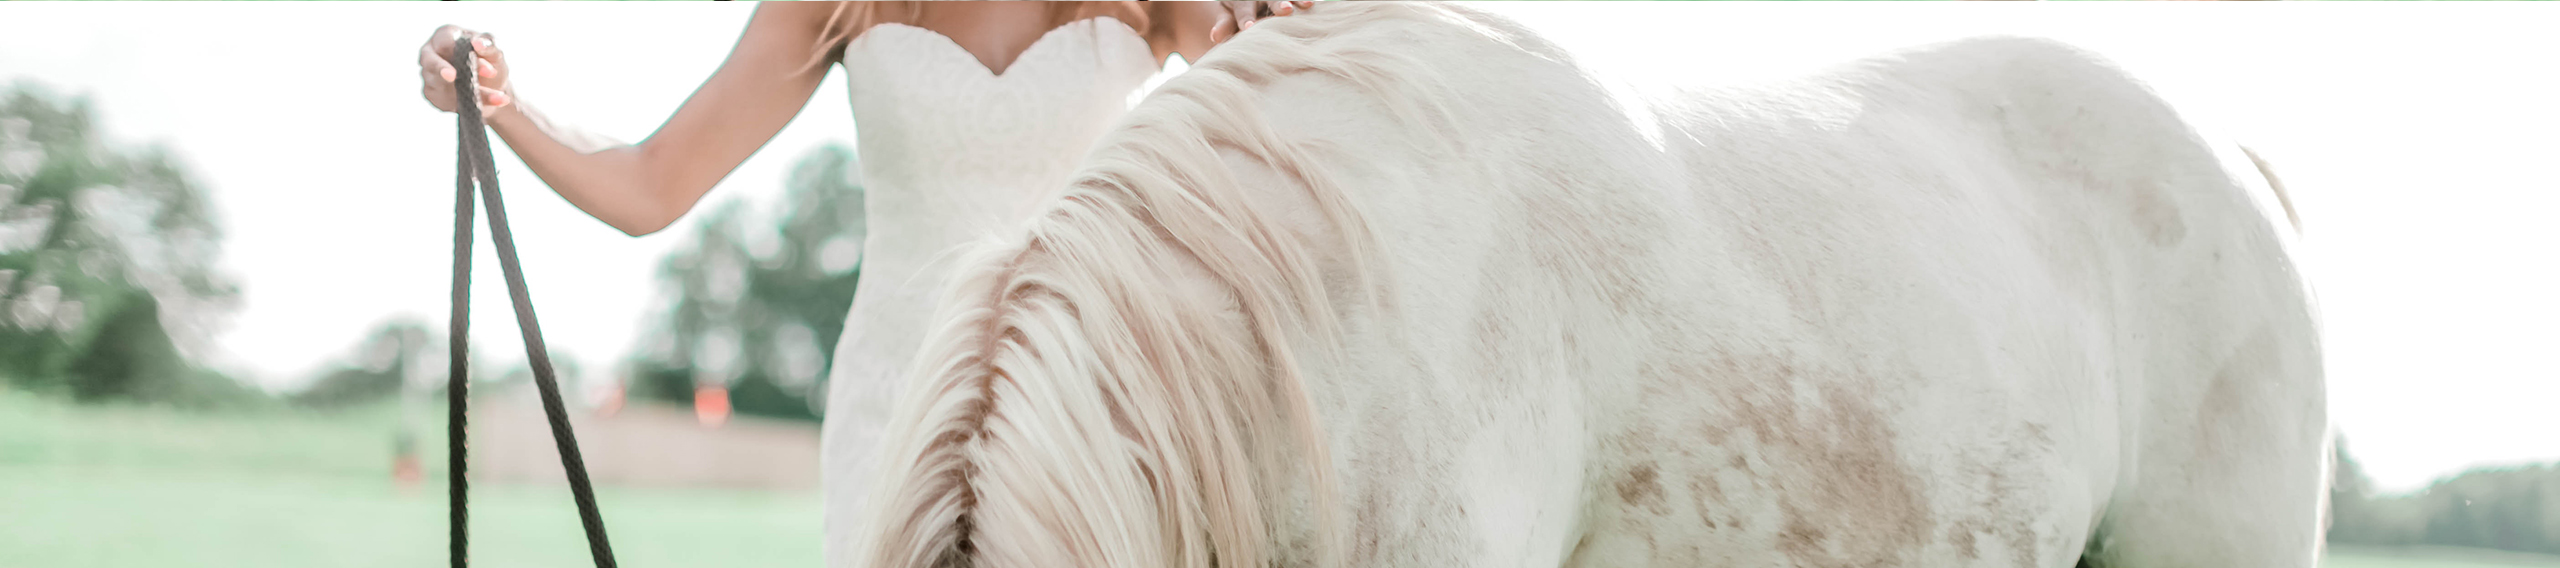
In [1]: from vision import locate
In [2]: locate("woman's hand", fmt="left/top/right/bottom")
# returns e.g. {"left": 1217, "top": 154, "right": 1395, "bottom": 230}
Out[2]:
{"left": 1214, "top": 1, "right": 1315, "bottom": 42}
{"left": 406, "top": 4, "right": 842, "bottom": 237}
{"left": 1154, "top": 1, "right": 1314, "bottom": 62}
{"left": 417, "top": 25, "right": 516, "bottom": 118}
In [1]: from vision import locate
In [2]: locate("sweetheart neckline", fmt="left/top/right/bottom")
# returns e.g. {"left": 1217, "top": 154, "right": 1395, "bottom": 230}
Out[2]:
{"left": 850, "top": 16, "right": 1150, "bottom": 78}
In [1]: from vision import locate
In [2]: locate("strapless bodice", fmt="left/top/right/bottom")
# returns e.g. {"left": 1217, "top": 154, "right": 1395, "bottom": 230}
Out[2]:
{"left": 822, "top": 17, "right": 1162, "bottom": 568}
{"left": 840, "top": 17, "right": 1160, "bottom": 261}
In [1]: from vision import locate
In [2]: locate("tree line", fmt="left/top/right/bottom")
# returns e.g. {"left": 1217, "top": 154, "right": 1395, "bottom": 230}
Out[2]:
{"left": 2, "top": 79, "right": 855, "bottom": 423}
{"left": 2332, "top": 438, "right": 2560, "bottom": 555}
{"left": 294, "top": 129, "right": 865, "bottom": 423}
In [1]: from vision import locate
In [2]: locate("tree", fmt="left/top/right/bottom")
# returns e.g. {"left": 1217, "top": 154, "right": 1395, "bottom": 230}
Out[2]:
{"left": 2419, "top": 465, "right": 2560, "bottom": 554}
{"left": 0, "top": 81, "right": 242, "bottom": 405}
{"left": 627, "top": 143, "right": 864, "bottom": 421}
{"left": 2330, "top": 437, "right": 2560, "bottom": 554}
{"left": 292, "top": 318, "right": 437, "bottom": 408}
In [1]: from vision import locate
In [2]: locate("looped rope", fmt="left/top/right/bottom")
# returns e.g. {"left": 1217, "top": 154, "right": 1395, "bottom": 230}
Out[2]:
{"left": 448, "top": 32, "right": 619, "bottom": 568}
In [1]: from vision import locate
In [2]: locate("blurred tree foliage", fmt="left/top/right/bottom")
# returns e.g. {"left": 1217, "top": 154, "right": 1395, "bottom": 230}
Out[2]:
{"left": 627, "top": 143, "right": 864, "bottom": 422}
{"left": 2331, "top": 438, "right": 2560, "bottom": 554}
{"left": 292, "top": 318, "right": 435, "bottom": 408}
{"left": 0, "top": 82, "right": 245, "bottom": 406}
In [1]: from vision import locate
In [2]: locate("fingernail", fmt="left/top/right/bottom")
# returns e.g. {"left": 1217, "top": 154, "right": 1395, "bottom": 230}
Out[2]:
{"left": 479, "top": 64, "right": 495, "bottom": 77}
{"left": 473, "top": 37, "right": 488, "bottom": 49}
{"left": 442, "top": 68, "right": 455, "bottom": 81}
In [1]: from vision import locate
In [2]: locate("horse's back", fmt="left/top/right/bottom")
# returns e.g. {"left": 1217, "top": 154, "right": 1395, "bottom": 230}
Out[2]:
{"left": 1251, "top": 13, "right": 2321, "bottom": 565}
{"left": 1214, "top": 6, "right": 2319, "bottom": 566}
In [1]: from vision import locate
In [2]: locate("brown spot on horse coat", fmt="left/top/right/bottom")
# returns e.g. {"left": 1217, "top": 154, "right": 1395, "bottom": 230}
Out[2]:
{"left": 1776, "top": 384, "right": 1932, "bottom": 567}
{"left": 2198, "top": 329, "right": 2282, "bottom": 463}
{"left": 1705, "top": 350, "right": 1933, "bottom": 567}
{"left": 1688, "top": 472, "right": 1724, "bottom": 529}
{"left": 1950, "top": 521, "right": 1983, "bottom": 560}
{"left": 2124, "top": 178, "right": 2189, "bottom": 247}
{"left": 1617, "top": 463, "right": 1668, "bottom": 514}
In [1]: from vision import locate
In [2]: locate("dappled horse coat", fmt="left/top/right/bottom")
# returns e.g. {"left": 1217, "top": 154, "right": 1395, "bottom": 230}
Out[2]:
{"left": 843, "top": 4, "right": 2325, "bottom": 567}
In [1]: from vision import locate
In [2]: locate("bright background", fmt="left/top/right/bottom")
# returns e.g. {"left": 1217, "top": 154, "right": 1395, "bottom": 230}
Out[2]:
{"left": 0, "top": 4, "right": 2554, "bottom": 566}
{"left": 0, "top": 0, "right": 2552, "bottom": 494}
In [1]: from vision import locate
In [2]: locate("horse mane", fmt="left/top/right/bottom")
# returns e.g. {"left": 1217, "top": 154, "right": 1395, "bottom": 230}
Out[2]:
{"left": 851, "top": 3, "right": 1485, "bottom": 567}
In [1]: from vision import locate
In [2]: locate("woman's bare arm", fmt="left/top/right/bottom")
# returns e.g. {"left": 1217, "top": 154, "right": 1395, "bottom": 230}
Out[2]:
{"left": 419, "top": 3, "right": 847, "bottom": 236}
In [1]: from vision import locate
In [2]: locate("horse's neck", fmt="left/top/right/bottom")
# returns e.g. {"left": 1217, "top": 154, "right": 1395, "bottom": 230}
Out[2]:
{"left": 824, "top": 167, "right": 1070, "bottom": 545}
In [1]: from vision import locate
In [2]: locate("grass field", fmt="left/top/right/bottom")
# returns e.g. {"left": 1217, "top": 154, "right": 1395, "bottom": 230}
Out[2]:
{"left": 0, "top": 390, "right": 819, "bottom": 568}
{"left": 0, "top": 467, "right": 819, "bottom": 568}
{"left": 2328, "top": 546, "right": 2560, "bottom": 568}
{"left": 3, "top": 388, "right": 2555, "bottom": 568}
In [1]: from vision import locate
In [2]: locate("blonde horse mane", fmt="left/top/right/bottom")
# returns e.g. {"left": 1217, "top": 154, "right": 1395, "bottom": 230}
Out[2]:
{"left": 851, "top": 4, "right": 1485, "bottom": 567}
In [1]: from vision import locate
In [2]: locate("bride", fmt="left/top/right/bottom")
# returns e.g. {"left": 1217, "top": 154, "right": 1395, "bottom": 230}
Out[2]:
{"left": 412, "top": 2, "right": 1309, "bottom": 565}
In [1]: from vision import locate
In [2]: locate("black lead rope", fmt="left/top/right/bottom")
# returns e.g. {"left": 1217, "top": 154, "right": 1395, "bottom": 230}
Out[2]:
{"left": 447, "top": 32, "right": 619, "bottom": 568}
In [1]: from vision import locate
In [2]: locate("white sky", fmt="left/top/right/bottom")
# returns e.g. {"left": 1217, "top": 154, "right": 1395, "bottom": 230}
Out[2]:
{"left": 1, "top": 3, "right": 2552, "bottom": 492}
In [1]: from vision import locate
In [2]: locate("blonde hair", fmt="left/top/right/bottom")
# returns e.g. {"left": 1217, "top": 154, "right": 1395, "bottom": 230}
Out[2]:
{"left": 801, "top": 2, "right": 1155, "bottom": 75}
{"left": 848, "top": 3, "right": 1476, "bottom": 567}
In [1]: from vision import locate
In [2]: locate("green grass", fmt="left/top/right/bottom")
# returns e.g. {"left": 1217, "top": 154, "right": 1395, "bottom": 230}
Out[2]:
{"left": 2330, "top": 545, "right": 2560, "bottom": 568}
{"left": 0, "top": 389, "right": 819, "bottom": 568}
{"left": 5, "top": 389, "right": 2558, "bottom": 567}
{"left": 0, "top": 467, "right": 819, "bottom": 568}
{"left": 0, "top": 388, "right": 406, "bottom": 477}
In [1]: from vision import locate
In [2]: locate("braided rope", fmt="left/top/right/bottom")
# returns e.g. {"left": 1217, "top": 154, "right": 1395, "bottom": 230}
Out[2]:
{"left": 448, "top": 32, "right": 619, "bottom": 568}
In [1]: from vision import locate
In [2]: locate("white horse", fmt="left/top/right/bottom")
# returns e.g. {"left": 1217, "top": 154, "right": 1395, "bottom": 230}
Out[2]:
{"left": 844, "top": 3, "right": 2326, "bottom": 567}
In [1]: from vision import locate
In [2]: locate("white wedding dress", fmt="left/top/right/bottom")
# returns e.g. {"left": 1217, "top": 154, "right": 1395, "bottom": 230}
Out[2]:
{"left": 819, "top": 17, "right": 1163, "bottom": 567}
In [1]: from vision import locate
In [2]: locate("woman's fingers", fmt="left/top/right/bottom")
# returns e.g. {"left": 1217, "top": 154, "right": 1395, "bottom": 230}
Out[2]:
{"left": 420, "top": 26, "right": 509, "bottom": 85}
{"left": 418, "top": 24, "right": 502, "bottom": 114}
{"left": 418, "top": 42, "right": 456, "bottom": 112}
{"left": 426, "top": 25, "right": 465, "bottom": 66}
{"left": 1207, "top": 3, "right": 1240, "bottom": 43}
{"left": 422, "top": 25, "right": 474, "bottom": 85}
{"left": 422, "top": 83, "right": 454, "bottom": 113}
{"left": 470, "top": 34, "right": 505, "bottom": 75}
{"left": 1228, "top": 2, "right": 1260, "bottom": 31}
{"left": 419, "top": 43, "right": 455, "bottom": 84}
{"left": 467, "top": 34, "right": 514, "bottom": 93}
{"left": 1230, "top": 1, "right": 1305, "bottom": 34}
{"left": 1263, "top": 2, "right": 1310, "bottom": 19}
{"left": 477, "top": 85, "right": 510, "bottom": 111}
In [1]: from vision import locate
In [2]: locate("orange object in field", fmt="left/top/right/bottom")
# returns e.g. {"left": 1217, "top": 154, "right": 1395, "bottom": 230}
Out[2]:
{"left": 595, "top": 383, "right": 626, "bottom": 418}
{"left": 393, "top": 454, "right": 423, "bottom": 488}
{"left": 695, "top": 384, "right": 731, "bottom": 427}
